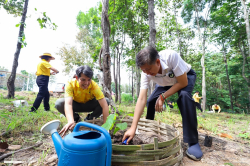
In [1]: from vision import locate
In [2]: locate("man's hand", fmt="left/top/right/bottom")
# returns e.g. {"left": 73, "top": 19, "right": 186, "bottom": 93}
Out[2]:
{"left": 59, "top": 121, "right": 76, "bottom": 137}
{"left": 155, "top": 96, "right": 164, "bottom": 113}
{"left": 122, "top": 127, "right": 136, "bottom": 145}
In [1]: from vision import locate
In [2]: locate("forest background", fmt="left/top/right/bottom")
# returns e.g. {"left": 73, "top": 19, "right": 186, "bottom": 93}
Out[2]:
{"left": 0, "top": 0, "right": 250, "bottom": 113}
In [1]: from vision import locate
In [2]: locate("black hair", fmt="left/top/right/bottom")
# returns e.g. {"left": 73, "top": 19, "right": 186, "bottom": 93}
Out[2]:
{"left": 196, "top": 91, "right": 199, "bottom": 93}
{"left": 136, "top": 46, "right": 159, "bottom": 67}
{"left": 41, "top": 56, "right": 51, "bottom": 61}
{"left": 76, "top": 65, "right": 93, "bottom": 79}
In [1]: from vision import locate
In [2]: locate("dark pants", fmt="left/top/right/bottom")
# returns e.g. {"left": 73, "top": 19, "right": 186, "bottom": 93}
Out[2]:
{"left": 195, "top": 102, "right": 203, "bottom": 112}
{"left": 55, "top": 98, "right": 109, "bottom": 121}
{"left": 146, "top": 69, "right": 198, "bottom": 143}
{"left": 31, "top": 75, "right": 50, "bottom": 111}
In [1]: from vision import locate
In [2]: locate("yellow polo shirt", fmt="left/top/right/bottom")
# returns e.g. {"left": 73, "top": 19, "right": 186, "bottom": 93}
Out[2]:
{"left": 193, "top": 93, "right": 202, "bottom": 103}
{"left": 65, "top": 79, "right": 104, "bottom": 103}
{"left": 36, "top": 59, "right": 52, "bottom": 76}
{"left": 212, "top": 105, "right": 221, "bottom": 110}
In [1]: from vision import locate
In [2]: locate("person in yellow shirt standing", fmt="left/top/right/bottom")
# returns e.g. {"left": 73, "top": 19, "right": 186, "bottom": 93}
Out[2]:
{"left": 30, "top": 53, "right": 59, "bottom": 112}
{"left": 193, "top": 91, "right": 203, "bottom": 112}
{"left": 212, "top": 104, "right": 221, "bottom": 113}
{"left": 55, "top": 65, "right": 110, "bottom": 137}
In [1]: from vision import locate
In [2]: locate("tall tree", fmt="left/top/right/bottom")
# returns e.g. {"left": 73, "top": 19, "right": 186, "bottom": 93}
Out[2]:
{"left": 148, "top": 0, "right": 156, "bottom": 96}
{"left": 240, "top": 0, "right": 250, "bottom": 110}
{"left": 101, "top": 0, "right": 113, "bottom": 108}
{"left": 182, "top": 0, "right": 215, "bottom": 110}
{"left": 7, "top": 0, "right": 29, "bottom": 98}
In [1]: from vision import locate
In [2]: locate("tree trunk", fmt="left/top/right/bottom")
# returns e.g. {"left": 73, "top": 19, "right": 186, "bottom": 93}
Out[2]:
{"left": 238, "top": 38, "right": 250, "bottom": 113}
{"left": 132, "top": 66, "right": 135, "bottom": 104}
{"left": 201, "top": 29, "right": 206, "bottom": 111}
{"left": 148, "top": 0, "right": 156, "bottom": 48}
{"left": 173, "top": 2, "right": 183, "bottom": 59}
{"left": 101, "top": 0, "right": 116, "bottom": 112}
{"left": 148, "top": 0, "right": 156, "bottom": 96}
{"left": 115, "top": 47, "right": 118, "bottom": 103}
{"left": 113, "top": 47, "right": 117, "bottom": 103}
{"left": 118, "top": 51, "right": 121, "bottom": 104}
{"left": 240, "top": 0, "right": 250, "bottom": 113}
{"left": 222, "top": 42, "right": 234, "bottom": 112}
{"left": 7, "top": 0, "right": 29, "bottom": 98}
{"left": 240, "top": 0, "right": 250, "bottom": 58}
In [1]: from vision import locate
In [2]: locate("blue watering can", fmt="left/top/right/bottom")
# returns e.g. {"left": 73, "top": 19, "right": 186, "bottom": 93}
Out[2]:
{"left": 40, "top": 120, "right": 112, "bottom": 166}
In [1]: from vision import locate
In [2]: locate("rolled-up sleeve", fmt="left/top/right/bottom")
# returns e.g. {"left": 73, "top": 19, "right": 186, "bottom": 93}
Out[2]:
{"left": 65, "top": 82, "right": 73, "bottom": 98}
{"left": 140, "top": 72, "right": 150, "bottom": 89}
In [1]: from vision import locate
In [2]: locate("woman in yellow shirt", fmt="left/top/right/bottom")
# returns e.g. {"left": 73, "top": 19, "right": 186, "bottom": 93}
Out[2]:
{"left": 30, "top": 53, "right": 59, "bottom": 112}
{"left": 212, "top": 104, "right": 221, "bottom": 113}
{"left": 192, "top": 91, "right": 203, "bottom": 112}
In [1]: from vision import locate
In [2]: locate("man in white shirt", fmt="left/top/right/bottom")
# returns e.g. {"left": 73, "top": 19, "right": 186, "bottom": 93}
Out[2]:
{"left": 122, "top": 46, "right": 203, "bottom": 161}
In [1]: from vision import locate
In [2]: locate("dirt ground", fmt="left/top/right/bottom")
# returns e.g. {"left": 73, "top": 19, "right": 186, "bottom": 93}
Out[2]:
{"left": 1, "top": 130, "right": 250, "bottom": 166}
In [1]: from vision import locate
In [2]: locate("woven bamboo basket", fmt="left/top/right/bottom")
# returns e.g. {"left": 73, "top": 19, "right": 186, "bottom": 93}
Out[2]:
{"left": 84, "top": 116, "right": 183, "bottom": 166}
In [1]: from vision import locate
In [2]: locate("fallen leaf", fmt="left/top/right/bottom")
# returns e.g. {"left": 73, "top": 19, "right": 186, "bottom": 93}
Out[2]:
{"left": 198, "top": 129, "right": 207, "bottom": 134}
{"left": 8, "top": 145, "right": 22, "bottom": 150}
{"left": 218, "top": 133, "right": 233, "bottom": 139}
{"left": 0, "top": 142, "right": 8, "bottom": 152}
{"left": 198, "top": 129, "right": 212, "bottom": 135}
{"left": 173, "top": 123, "right": 182, "bottom": 128}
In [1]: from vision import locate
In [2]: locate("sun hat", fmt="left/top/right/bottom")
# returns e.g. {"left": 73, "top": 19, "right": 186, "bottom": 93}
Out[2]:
{"left": 39, "top": 53, "right": 55, "bottom": 60}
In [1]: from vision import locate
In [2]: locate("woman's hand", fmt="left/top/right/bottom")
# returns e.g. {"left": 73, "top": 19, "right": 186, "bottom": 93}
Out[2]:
{"left": 122, "top": 127, "right": 136, "bottom": 145}
{"left": 59, "top": 122, "right": 76, "bottom": 137}
{"left": 155, "top": 96, "right": 164, "bottom": 113}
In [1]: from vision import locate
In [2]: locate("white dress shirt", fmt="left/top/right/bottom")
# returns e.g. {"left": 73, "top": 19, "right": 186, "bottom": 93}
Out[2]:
{"left": 140, "top": 50, "right": 191, "bottom": 89}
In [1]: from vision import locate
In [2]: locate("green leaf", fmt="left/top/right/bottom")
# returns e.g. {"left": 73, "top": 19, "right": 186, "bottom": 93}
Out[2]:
{"left": 113, "top": 127, "right": 120, "bottom": 135}
{"left": 101, "top": 114, "right": 116, "bottom": 131}
{"left": 15, "top": 24, "right": 20, "bottom": 27}
{"left": 116, "top": 122, "right": 127, "bottom": 131}
{"left": 35, "top": 8, "right": 37, "bottom": 11}
{"left": 127, "top": 113, "right": 134, "bottom": 117}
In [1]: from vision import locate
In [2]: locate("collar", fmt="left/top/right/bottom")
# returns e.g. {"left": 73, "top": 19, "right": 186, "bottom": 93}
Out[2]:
{"left": 76, "top": 79, "right": 80, "bottom": 88}
{"left": 158, "top": 58, "right": 169, "bottom": 75}
{"left": 42, "top": 59, "right": 48, "bottom": 62}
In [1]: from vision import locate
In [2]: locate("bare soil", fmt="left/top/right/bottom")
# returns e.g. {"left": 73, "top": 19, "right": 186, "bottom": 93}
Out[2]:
{"left": 111, "top": 130, "right": 168, "bottom": 145}
{"left": 1, "top": 130, "right": 250, "bottom": 166}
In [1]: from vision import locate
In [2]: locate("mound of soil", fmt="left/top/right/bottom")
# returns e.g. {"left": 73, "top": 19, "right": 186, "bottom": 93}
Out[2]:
{"left": 111, "top": 130, "right": 168, "bottom": 145}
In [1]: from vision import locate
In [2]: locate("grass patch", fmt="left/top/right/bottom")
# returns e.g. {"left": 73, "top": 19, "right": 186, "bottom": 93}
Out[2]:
{"left": 0, "top": 89, "right": 250, "bottom": 147}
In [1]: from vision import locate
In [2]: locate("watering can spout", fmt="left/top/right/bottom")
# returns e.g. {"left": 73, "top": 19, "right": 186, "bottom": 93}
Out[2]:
{"left": 40, "top": 120, "right": 62, "bottom": 157}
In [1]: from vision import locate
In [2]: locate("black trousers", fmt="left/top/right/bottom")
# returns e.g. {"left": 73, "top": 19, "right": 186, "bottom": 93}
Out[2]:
{"left": 195, "top": 102, "right": 203, "bottom": 112}
{"left": 31, "top": 75, "right": 50, "bottom": 111}
{"left": 55, "top": 98, "right": 110, "bottom": 121}
{"left": 146, "top": 69, "right": 198, "bottom": 143}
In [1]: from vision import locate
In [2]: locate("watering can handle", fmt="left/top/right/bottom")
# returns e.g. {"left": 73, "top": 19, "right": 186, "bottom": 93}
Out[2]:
{"left": 73, "top": 122, "right": 112, "bottom": 166}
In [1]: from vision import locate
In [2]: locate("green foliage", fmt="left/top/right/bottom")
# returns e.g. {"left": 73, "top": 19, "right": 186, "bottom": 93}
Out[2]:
{"left": 101, "top": 114, "right": 116, "bottom": 130}
{"left": 121, "top": 93, "right": 137, "bottom": 104}
{"left": 0, "top": 0, "right": 24, "bottom": 16}
{"left": 76, "top": 4, "right": 102, "bottom": 63}
{"left": 20, "top": 70, "right": 36, "bottom": 91}
{"left": 238, "top": 133, "right": 250, "bottom": 140}
{"left": 37, "top": 12, "right": 57, "bottom": 30}
{"left": 101, "top": 105, "right": 129, "bottom": 135}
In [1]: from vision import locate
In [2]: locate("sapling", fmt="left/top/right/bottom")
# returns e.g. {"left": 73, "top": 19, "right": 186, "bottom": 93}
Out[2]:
{"left": 102, "top": 107, "right": 131, "bottom": 135}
